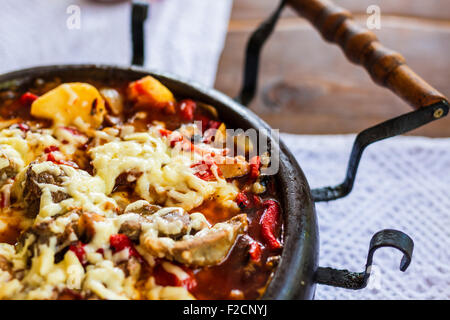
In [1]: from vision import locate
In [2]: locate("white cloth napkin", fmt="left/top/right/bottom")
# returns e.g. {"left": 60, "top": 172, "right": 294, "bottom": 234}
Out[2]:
{"left": 280, "top": 133, "right": 450, "bottom": 300}
{"left": 2, "top": 0, "right": 448, "bottom": 300}
{"left": 0, "top": 0, "right": 233, "bottom": 87}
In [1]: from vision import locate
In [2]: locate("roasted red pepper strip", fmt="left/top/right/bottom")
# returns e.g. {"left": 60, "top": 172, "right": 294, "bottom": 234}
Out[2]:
{"left": 259, "top": 200, "right": 282, "bottom": 250}
{"left": 236, "top": 192, "right": 262, "bottom": 210}
{"left": 69, "top": 241, "right": 87, "bottom": 266}
{"left": 252, "top": 194, "right": 262, "bottom": 207}
{"left": 191, "top": 159, "right": 222, "bottom": 181}
{"left": 180, "top": 269, "right": 197, "bottom": 292}
{"left": 159, "top": 128, "right": 172, "bottom": 137}
{"left": 46, "top": 153, "right": 58, "bottom": 163}
{"left": 17, "top": 123, "right": 30, "bottom": 132}
{"left": 19, "top": 92, "right": 38, "bottom": 105}
{"left": 153, "top": 264, "right": 178, "bottom": 287}
{"left": 207, "top": 120, "right": 221, "bottom": 130}
{"left": 62, "top": 126, "right": 82, "bottom": 136}
{"left": 110, "top": 234, "right": 132, "bottom": 251}
{"left": 169, "top": 134, "right": 183, "bottom": 147}
{"left": 179, "top": 99, "right": 196, "bottom": 122}
{"left": 248, "top": 240, "right": 262, "bottom": 262}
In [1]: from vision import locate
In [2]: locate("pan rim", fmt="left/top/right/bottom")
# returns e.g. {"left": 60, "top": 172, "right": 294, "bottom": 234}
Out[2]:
{"left": 0, "top": 64, "right": 318, "bottom": 300}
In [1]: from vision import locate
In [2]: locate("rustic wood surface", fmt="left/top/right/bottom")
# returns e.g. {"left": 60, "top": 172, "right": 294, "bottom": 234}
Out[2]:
{"left": 214, "top": 0, "right": 450, "bottom": 136}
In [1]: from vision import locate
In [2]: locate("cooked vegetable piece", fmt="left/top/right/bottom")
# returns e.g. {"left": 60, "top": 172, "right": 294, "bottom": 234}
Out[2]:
{"left": 31, "top": 83, "right": 106, "bottom": 130}
{"left": 77, "top": 212, "right": 105, "bottom": 242}
{"left": 0, "top": 76, "right": 282, "bottom": 301}
{"left": 153, "top": 262, "right": 197, "bottom": 291}
{"left": 235, "top": 192, "right": 250, "bottom": 209}
{"left": 179, "top": 99, "right": 196, "bottom": 122}
{"left": 0, "top": 146, "right": 24, "bottom": 188}
{"left": 122, "top": 204, "right": 205, "bottom": 241}
{"left": 100, "top": 88, "right": 123, "bottom": 115}
{"left": 109, "top": 234, "right": 144, "bottom": 262}
{"left": 69, "top": 241, "right": 87, "bottom": 266}
{"left": 191, "top": 160, "right": 221, "bottom": 181}
{"left": 127, "top": 76, "right": 175, "bottom": 111}
{"left": 19, "top": 92, "right": 38, "bottom": 106}
{"left": 249, "top": 156, "right": 261, "bottom": 180}
{"left": 213, "top": 122, "right": 227, "bottom": 145}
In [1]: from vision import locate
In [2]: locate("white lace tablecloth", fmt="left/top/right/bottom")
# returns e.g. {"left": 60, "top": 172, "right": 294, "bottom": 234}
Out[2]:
{"left": 0, "top": 0, "right": 232, "bottom": 87}
{"left": 1, "top": 0, "right": 448, "bottom": 300}
{"left": 280, "top": 134, "right": 450, "bottom": 300}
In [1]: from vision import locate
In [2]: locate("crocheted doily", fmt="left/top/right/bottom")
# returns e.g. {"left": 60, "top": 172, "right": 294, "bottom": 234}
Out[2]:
{"left": 2, "top": 0, "right": 447, "bottom": 300}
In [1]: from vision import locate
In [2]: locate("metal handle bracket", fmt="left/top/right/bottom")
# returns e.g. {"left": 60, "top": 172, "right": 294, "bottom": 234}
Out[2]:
{"left": 312, "top": 100, "right": 449, "bottom": 202}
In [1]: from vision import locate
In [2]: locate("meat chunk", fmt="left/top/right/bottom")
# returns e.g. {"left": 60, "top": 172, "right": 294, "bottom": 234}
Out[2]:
{"left": 118, "top": 220, "right": 142, "bottom": 242}
{"left": 142, "top": 214, "right": 248, "bottom": 267}
{"left": 20, "top": 162, "right": 70, "bottom": 217}
{"left": 171, "top": 214, "right": 247, "bottom": 266}
{"left": 119, "top": 203, "right": 193, "bottom": 242}
{"left": 124, "top": 200, "right": 161, "bottom": 216}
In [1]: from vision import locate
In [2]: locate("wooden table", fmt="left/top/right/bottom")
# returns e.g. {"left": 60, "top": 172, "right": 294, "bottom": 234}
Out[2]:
{"left": 215, "top": 0, "right": 450, "bottom": 137}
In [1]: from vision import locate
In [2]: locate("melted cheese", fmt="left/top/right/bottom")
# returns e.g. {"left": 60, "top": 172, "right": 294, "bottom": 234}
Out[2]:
{"left": 83, "top": 260, "right": 129, "bottom": 300}
{"left": 11, "top": 161, "right": 118, "bottom": 222}
{"left": 0, "top": 237, "right": 85, "bottom": 299}
{"left": 0, "top": 129, "right": 30, "bottom": 165}
{"left": 0, "top": 128, "right": 62, "bottom": 167}
{"left": 0, "top": 144, "right": 24, "bottom": 172}
{"left": 162, "top": 261, "right": 189, "bottom": 281}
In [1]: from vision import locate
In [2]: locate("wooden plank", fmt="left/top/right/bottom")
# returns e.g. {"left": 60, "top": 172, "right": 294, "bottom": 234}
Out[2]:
{"left": 231, "top": 0, "right": 450, "bottom": 21}
{"left": 214, "top": 17, "right": 450, "bottom": 136}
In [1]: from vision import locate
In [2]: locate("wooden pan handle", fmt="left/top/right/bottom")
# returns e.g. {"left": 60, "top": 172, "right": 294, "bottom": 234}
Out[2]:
{"left": 287, "top": 0, "right": 447, "bottom": 109}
